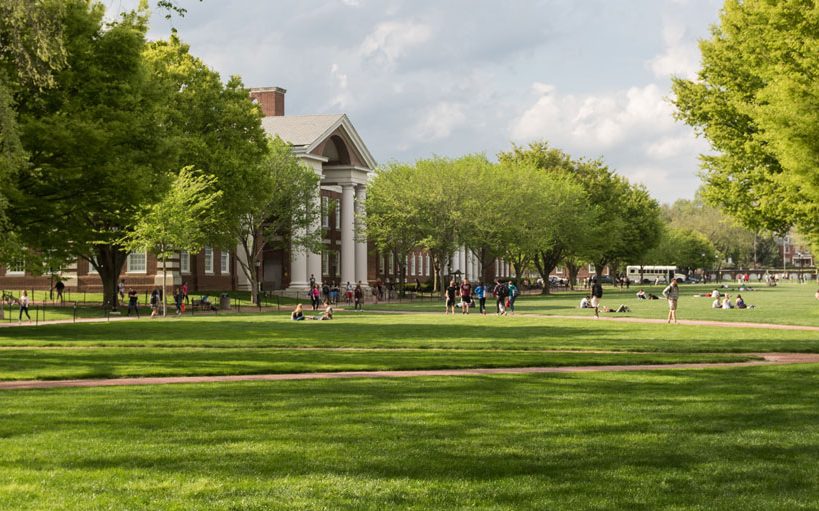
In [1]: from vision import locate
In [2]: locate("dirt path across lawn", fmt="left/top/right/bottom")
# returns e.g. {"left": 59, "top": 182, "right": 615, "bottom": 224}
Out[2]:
{"left": 2, "top": 353, "right": 817, "bottom": 391}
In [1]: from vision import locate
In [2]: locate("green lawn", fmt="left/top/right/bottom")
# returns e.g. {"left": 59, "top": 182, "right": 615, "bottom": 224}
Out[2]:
{"left": 1, "top": 365, "right": 817, "bottom": 510}
{"left": 372, "top": 282, "right": 819, "bottom": 326}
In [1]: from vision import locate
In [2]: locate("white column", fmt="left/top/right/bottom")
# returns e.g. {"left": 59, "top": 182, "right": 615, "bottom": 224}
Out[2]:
{"left": 451, "top": 252, "right": 459, "bottom": 274}
{"left": 354, "top": 185, "right": 368, "bottom": 286}
{"left": 289, "top": 244, "right": 309, "bottom": 290}
{"left": 340, "top": 184, "right": 356, "bottom": 286}
{"left": 459, "top": 247, "right": 467, "bottom": 279}
{"left": 307, "top": 186, "right": 322, "bottom": 286}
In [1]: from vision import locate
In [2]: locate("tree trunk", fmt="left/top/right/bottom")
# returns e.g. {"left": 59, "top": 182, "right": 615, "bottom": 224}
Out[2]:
{"left": 565, "top": 259, "right": 580, "bottom": 291}
{"left": 161, "top": 255, "right": 167, "bottom": 317}
{"left": 93, "top": 245, "right": 127, "bottom": 309}
{"left": 533, "top": 246, "right": 563, "bottom": 295}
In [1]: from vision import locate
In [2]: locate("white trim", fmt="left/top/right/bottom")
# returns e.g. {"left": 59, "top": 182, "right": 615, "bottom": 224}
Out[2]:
{"left": 220, "top": 251, "right": 230, "bottom": 275}
{"left": 126, "top": 251, "right": 147, "bottom": 274}
{"left": 204, "top": 247, "right": 213, "bottom": 274}
{"left": 179, "top": 251, "right": 190, "bottom": 274}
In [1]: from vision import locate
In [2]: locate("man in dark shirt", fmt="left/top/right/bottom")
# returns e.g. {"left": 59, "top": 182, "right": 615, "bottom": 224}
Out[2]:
{"left": 493, "top": 280, "right": 509, "bottom": 316}
{"left": 444, "top": 280, "right": 458, "bottom": 315}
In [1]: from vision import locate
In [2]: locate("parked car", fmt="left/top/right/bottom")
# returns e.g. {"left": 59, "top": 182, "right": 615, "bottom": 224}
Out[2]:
{"left": 595, "top": 275, "right": 615, "bottom": 284}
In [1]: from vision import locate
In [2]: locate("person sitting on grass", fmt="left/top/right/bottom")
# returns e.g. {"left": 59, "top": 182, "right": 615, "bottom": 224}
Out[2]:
{"left": 712, "top": 295, "right": 722, "bottom": 308}
{"left": 815, "top": 289, "right": 819, "bottom": 301}
{"left": 735, "top": 294, "right": 754, "bottom": 309}
{"left": 721, "top": 294, "right": 734, "bottom": 309}
{"left": 307, "top": 301, "right": 333, "bottom": 320}
{"left": 579, "top": 295, "right": 592, "bottom": 308}
{"left": 647, "top": 293, "right": 660, "bottom": 300}
{"left": 291, "top": 303, "right": 305, "bottom": 321}
{"left": 636, "top": 289, "right": 647, "bottom": 300}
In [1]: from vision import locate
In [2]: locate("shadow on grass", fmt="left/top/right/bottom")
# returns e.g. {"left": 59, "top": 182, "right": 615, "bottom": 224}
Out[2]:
{"left": 2, "top": 365, "right": 817, "bottom": 509}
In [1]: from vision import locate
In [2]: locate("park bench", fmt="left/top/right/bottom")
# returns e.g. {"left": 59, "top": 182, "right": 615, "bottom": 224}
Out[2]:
{"left": 190, "top": 295, "right": 217, "bottom": 312}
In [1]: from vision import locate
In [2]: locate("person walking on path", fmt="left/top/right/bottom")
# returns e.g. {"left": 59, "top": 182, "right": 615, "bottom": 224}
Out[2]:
{"left": 173, "top": 287, "right": 183, "bottom": 316}
{"left": 474, "top": 281, "right": 487, "bottom": 315}
{"left": 444, "top": 279, "right": 458, "bottom": 315}
{"left": 507, "top": 281, "right": 519, "bottom": 315}
{"left": 127, "top": 289, "right": 140, "bottom": 317}
{"left": 345, "top": 281, "right": 353, "bottom": 305}
{"left": 493, "top": 280, "right": 509, "bottom": 316}
{"left": 18, "top": 291, "right": 31, "bottom": 322}
{"left": 460, "top": 278, "right": 472, "bottom": 315}
{"left": 662, "top": 278, "right": 680, "bottom": 324}
{"left": 149, "top": 288, "right": 160, "bottom": 318}
{"left": 181, "top": 281, "right": 189, "bottom": 304}
{"left": 54, "top": 280, "right": 65, "bottom": 304}
{"left": 353, "top": 282, "right": 364, "bottom": 311}
{"left": 590, "top": 277, "right": 603, "bottom": 319}
{"left": 118, "top": 280, "right": 126, "bottom": 304}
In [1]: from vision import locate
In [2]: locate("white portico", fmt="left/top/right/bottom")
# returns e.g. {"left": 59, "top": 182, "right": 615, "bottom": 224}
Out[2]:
{"left": 258, "top": 110, "right": 375, "bottom": 291}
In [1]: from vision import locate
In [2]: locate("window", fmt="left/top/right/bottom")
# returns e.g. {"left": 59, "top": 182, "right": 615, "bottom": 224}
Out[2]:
{"left": 322, "top": 251, "right": 329, "bottom": 275}
{"left": 204, "top": 247, "right": 213, "bottom": 274}
{"left": 555, "top": 266, "right": 564, "bottom": 274}
{"left": 179, "top": 251, "right": 190, "bottom": 274}
{"left": 588, "top": 264, "right": 596, "bottom": 274}
{"left": 5, "top": 257, "right": 24, "bottom": 276}
{"left": 321, "top": 196, "right": 329, "bottom": 228}
{"left": 426, "top": 254, "right": 430, "bottom": 276}
{"left": 388, "top": 252, "right": 394, "bottom": 275}
{"left": 220, "top": 251, "right": 230, "bottom": 274}
{"left": 410, "top": 254, "right": 416, "bottom": 276}
{"left": 87, "top": 256, "right": 98, "bottom": 275}
{"left": 379, "top": 254, "right": 385, "bottom": 273}
{"left": 334, "top": 198, "right": 341, "bottom": 228}
{"left": 127, "top": 251, "right": 147, "bottom": 273}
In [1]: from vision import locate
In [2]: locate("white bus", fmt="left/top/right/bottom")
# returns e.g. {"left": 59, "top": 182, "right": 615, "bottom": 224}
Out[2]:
{"left": 626, "top": 265, "right": 678, "bottom": 284}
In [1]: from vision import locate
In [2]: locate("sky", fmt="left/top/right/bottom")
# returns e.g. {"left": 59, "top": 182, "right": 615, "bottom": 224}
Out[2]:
{"left": 107, "top": 0, "right": 725, "bottom": 204}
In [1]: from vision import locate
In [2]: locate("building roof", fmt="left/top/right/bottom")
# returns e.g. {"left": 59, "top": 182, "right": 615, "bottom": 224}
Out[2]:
{"left": 261, "top": 114, "right": 377, "bottom": 170}
{"left": 261, "top": 114, "right": 344, "bottom": 147}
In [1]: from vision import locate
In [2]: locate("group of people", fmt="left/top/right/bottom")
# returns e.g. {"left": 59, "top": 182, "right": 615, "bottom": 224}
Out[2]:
{"left": 443, "top": 278, "right": 520, "bottom": 316}
{"left": 709, "top": 290, "right": 753, "bottom": 310}
{"left": 291, "top": 302, "right": 334, "bottom": 321}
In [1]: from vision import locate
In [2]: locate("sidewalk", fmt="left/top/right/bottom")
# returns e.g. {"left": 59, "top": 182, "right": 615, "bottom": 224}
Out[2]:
{"left": 2, "top": 353, "right": 818, "bottom": 390}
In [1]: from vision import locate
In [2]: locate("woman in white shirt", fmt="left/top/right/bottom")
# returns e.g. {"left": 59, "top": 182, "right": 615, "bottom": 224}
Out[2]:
{"left": 18, "top": 290, "right": 31, "bottom": 321}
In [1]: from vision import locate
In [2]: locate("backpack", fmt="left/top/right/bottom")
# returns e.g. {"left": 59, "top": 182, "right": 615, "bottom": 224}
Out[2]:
{"left": 509, "top": 285, "right": 519, "bottom": 298}
{"left": 496, "top": 283, "right": 508, "bottom": 298}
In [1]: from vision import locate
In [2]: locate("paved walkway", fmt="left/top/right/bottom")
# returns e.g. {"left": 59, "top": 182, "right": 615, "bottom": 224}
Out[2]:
{"left": 2, "top": 353, "right": 817, "bottom": 391}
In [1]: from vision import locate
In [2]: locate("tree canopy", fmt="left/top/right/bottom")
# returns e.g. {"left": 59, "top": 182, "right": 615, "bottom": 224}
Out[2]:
{"left": 673, "top": 0, "right": 819, "bottom": 251}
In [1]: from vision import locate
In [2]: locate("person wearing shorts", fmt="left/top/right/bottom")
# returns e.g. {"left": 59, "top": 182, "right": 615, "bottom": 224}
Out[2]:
{"left": 662, "top": 278, "right": 680, "bottom": 324}
{"left": 444, "top": 279, "right": 458, "bottom": 315}
{"left": 590, "top": 278, "right": 603, "bottom": 319}
{"left": 460, "top": 278, "right": 472, "bottom": 315}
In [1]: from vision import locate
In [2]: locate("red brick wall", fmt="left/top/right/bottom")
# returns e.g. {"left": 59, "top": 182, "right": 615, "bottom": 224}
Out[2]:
{"left": 249, "top": 87, "right": 285, "bottom": 117}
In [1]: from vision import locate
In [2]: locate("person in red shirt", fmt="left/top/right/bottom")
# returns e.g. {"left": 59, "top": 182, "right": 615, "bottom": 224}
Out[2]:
{"left": 460, "top": 278, "right": 473, "bottom": 315}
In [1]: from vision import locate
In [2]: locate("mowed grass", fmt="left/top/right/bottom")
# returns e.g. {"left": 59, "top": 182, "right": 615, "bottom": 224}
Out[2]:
{"left": 0, "top": 310, "right": 817, "bottom": 380}
{"left": 373, "top": 282, "right": 819, "bottom": 326}
{"left": 0, "top": 347, "right": 756, "bottom": 381}
{"left": 1, "top": 365, "right": 817, "bottom": 510}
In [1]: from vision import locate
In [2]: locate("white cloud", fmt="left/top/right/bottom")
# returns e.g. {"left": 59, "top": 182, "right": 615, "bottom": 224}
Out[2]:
{"left": 340, "top": 0, "right": 360, "bottom": 6}
{"left": 648, "top": 19, "right": 700, "bottom": 79}
{"left": 414, "top": 102, "right": 466, "bottom": 141}
{"left": 511, "top": 82, "right": 676, "bottom": 149}
{"left": 359, "top": 21, "right": 432, "bottom": 68}
{"left": 328, "top": 63, "right": 351, "bottom": 109}
{"left": 646, "top": 134, "right": 701, "bottom": 160}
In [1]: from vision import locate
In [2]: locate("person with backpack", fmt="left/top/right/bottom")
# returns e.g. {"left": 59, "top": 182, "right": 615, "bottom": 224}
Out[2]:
{"left": 661, "top": 278, "right": 680, "bottom": 324}
{"left": 590, "top": 277, "right": 603, "bottom": 319}
{"left": 493, "top": 279, "right": 509, "bottom": 316}
{"left": 150, "top": 288, "right": 160, "bottom": 318}
{"left": 507, "top": 281, "right": 519, "bottom": 315}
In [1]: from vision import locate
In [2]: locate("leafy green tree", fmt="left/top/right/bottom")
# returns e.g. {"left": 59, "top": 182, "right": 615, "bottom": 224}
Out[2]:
{"left": 233, "top": 137, "right": 321, "bottom": 304}
{"left": 365, "top": 162, "right": 425, "bottom": 295}
{"left": 12, "top": 2, "right": 171, "bottom": 307}
{"left": 672, "top": 0, "right": 819, "bottom": 251}
{"left": 123, "top": 167, "right": 222, "bottom": 315}
{"left": 642, "top": 226, "right": 716, "bottom": 275}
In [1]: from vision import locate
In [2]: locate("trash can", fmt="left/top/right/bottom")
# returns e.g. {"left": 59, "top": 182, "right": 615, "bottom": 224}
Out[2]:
{"left": 219, "top": 293, "right": 230, "bottom": 310}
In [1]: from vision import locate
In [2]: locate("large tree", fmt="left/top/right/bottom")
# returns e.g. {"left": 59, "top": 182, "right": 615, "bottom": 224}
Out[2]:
{"left": 123, "top": 166, "right": 222, "bottom": 315}
{"left": 233, "top": 137, "right": 321, "bottom": 304}
{"left": 12, "top": 2, "right": 267, "bottom": 307}
{"left": 673, "top": 0, "right": 819, "bottom": 251}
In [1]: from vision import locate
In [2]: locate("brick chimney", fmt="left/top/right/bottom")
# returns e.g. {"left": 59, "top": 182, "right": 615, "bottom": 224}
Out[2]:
{"left": 249, "top": 86, "right": 286, "bottom": 117}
